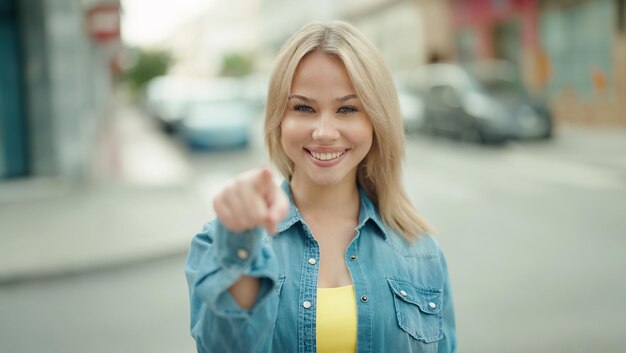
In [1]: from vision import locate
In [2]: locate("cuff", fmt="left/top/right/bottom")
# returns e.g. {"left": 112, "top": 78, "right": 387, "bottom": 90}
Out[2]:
{"left": 213, "top": 220, "right": 265, "bottom": 271}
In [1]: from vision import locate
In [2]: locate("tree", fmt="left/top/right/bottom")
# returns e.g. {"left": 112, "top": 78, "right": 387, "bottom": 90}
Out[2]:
{"left": 123, "top": 49, "right": 171, "bottom": 93}
{"left": 219, "top": 52, "right": 253, "bottom": 77}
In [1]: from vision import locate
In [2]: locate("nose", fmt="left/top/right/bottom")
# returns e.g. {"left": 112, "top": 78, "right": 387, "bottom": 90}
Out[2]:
{"left": 312, "top": 113, "right": 340, "bottom": 141}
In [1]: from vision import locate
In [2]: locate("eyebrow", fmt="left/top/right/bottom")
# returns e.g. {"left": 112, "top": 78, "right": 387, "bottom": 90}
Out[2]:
{"left": 288, "top": 94, "right": 358, "bottom": 103}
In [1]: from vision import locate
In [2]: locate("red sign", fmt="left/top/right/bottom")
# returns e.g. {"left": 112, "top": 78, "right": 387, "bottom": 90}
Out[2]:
{"left": 87, "top": 4, "right": 121, "bottom": 42}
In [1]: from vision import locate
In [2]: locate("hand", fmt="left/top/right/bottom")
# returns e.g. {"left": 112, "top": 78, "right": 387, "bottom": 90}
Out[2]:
{"left": 213, "top": 168, "right": 289, "bottom": 234}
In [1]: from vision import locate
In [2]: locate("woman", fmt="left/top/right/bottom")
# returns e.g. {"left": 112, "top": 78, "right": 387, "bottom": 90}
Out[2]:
{"left": 185, "top": 21, "right": 456, "bottom": 353}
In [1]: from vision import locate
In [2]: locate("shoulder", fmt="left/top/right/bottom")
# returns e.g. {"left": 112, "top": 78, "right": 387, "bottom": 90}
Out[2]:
{"left": 383, "top": 227, "right": 443, "bottom": 259}
{"left": 379, "top": 229, "right": 450, "bottom": 293}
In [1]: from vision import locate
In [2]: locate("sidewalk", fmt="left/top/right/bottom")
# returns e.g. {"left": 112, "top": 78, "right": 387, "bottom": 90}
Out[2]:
{"left": 0, "top": 184, "right": 209, "bottom": 284}
{"left": 0, "top": 97, "right": 211, "bottom": 284}
{"left": 513, "top": 123, "right": 626, "bottom": 173}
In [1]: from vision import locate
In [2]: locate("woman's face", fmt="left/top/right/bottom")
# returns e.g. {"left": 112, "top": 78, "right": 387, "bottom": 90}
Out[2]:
{"left": 281, "top": 51, "right": 373, "bottom": 188}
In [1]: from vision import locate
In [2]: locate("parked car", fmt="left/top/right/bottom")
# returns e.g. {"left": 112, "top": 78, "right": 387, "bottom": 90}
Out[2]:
{"left": 467, "top": 60, "right": 552, "bottom": 140}
{"left": 179, "top": 97, "right": 255, "bottom": 150}
{"left": 397, "top": 86, "right": 425, "bottom": 134}
{"left": 143, "top": 76, "right": 206, "bottom": 133}
{"left": 407, "top": 62, "right": 552, "bottom": 144}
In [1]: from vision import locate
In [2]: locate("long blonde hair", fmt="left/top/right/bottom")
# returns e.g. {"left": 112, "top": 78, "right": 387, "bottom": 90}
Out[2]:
{"left": 264, "top": 21, "right": 432, "bottom": 240}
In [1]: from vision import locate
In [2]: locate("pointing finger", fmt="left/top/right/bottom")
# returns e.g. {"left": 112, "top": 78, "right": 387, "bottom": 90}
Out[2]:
{"left": 253, "top": 167, "right": 274, "bottom": 195}
{"left": 268, "top": 186, "right": 289, "bottom": 224}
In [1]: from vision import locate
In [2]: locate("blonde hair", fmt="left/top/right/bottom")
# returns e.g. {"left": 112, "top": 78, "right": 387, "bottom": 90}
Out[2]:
{"left": 264, "top": 21, "right": 432, "bottom": 240}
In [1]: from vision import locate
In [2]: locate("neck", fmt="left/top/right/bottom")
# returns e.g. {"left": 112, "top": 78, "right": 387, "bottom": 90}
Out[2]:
{"left": 289, "top": 176, "right": 360, "bottom": 221}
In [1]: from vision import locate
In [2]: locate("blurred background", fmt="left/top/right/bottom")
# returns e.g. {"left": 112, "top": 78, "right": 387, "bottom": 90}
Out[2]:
{"left": 1, "top": 0, "right": 625, "bottom": 352}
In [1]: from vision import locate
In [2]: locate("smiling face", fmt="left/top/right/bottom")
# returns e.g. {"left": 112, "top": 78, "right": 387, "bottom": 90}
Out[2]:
{"left": 280, "top": 51, "right": 373, "bottom": 189}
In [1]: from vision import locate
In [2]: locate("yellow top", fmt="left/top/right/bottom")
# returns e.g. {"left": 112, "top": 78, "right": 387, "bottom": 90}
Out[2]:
{"left": 316, "top": 284, "right": 357, "bottom": 353}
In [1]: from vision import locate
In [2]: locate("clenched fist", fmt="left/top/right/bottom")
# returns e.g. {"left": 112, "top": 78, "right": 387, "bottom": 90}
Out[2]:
{"left": 213, "top": 168, "right": 290, "bottom": 234}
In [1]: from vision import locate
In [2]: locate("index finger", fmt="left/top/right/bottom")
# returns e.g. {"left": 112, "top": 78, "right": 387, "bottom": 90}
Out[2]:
{"left": 267, "top": 184, "right": 289, "bottom": 224}
{"left": 252, "top": 167, "right": 274, "bottom": 194}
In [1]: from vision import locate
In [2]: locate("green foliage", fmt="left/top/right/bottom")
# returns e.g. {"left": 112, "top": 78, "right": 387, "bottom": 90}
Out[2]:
{"left": 220, "top": 52, "right": 254, "bottom": 77}
{"left": 123, "top": 49, "right": 171, "bottom": 93}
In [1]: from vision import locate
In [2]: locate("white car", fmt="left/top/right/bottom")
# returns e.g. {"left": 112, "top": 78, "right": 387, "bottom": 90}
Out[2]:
{"left": 143, "top": 76, "right": 208, "bottom": 133}
{"left": 180, "top": 98, "right": 255, "bottom": 149}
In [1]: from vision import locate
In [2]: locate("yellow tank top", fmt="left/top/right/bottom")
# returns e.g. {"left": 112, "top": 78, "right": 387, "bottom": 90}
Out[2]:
{"left": 316, "top": 284, "right": 357, "bottom": 353}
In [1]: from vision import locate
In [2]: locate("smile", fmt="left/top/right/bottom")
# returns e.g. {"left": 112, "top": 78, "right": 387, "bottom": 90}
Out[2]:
{"left": 308, "top": 150, "right": 345, "bottom": 161}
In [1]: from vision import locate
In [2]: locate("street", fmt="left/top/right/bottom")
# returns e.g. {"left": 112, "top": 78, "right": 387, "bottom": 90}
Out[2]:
{"left": 405, "top": 135, "right": 626, "bottom": 353}
{"left": 1, "top": 121, "right": 625, "bottom": 353}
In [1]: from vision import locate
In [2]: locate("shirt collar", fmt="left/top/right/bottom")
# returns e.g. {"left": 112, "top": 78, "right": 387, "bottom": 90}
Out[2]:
{"left": 276, "top": 180, "right": 301, "bottom": 233}
{"left": 276, "top": 180, "right": 388, "bottom": 239}
{"left": 356, "top": 187, "right": 388, "bottom": 239}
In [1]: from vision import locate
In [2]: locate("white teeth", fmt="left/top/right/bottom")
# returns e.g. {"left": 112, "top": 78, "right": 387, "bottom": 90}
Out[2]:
{"left": 309, "top": 151, "right": 345, "bottom": 161}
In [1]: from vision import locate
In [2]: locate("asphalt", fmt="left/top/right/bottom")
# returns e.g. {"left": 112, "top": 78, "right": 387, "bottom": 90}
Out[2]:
{"left": 1, "top": 100, "right": 625, "bottom": 284}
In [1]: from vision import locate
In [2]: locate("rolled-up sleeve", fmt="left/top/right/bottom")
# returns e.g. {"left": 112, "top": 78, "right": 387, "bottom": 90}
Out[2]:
{"left": 185, "top": 220, "right": 281, "bottom": 352}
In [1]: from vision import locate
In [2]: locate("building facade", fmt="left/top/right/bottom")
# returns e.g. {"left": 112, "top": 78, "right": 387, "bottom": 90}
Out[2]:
{"left": 0, "top": 0, "right": 119, "bottom": 182}
{"left": 257, "top": 0, "right": 430, "bottom": 73}
{"left": 156, "top": 0, "right": 432, "bottom": 79}
{"left": 448, "top": 0, "right": 626, "bottom": 127}
{"left": 161, "top": 0, "right": 262, "bottom": 77}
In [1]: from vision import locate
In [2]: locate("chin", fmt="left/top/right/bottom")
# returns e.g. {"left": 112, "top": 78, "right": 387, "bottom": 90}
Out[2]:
{"left": 314, "top": 179, "right": 341, "bottom": 186}
{"left": 309, "top": 173, "right": 347, "bottom": 186}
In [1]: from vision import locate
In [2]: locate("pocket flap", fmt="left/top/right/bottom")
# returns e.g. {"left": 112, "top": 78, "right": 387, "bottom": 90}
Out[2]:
{"left": 387, "top": 278, "right": 442, "bottom": 315}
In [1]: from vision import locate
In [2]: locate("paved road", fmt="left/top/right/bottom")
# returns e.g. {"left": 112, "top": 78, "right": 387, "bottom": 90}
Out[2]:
{"left": 0, "top": 255, "right": 195, "bottom": 353}
{"left": 1, "top": 127, "right": 625, "bottom": 353}
{"left": 404, "top": 135, "right": 626, "bottom": 353}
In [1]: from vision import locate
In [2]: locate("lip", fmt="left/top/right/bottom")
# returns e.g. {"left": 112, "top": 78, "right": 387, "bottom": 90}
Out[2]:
{"left": 304, "top": 147, "right": 349, "bottom": 167}
{"left": 305, "top": 146, "right": 348, "bottom": 153}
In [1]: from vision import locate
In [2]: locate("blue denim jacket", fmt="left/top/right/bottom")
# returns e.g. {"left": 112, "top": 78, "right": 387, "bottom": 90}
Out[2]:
{"left": 185, "top": 181, "right": 456, "bottom": 353}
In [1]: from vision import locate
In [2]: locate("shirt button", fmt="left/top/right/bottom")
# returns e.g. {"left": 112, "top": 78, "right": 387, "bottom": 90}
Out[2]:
{"left": 303, "top": 301, "right": 312, "bottom": 309}
{"left": 399, "top": 290, "right": 407, "bottom": 297}
{"left": 349, "top": 255, "right": 357, "bottom": 261}
{"left": 429, "top": 302, "right": 437, "bottom": 309}
{"left": 308, "top": 258, "right": 316, "bottom": 265}
{"left": 237, "top": 248, "right": 249, "bottom": 260}
{"left": 360, "top": 295, "right": 368, "bottom": 303}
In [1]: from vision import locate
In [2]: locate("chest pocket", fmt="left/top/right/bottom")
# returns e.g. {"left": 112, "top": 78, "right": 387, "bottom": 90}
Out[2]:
{"left": 387, "top": 278, "right": 443, "bottom": 343}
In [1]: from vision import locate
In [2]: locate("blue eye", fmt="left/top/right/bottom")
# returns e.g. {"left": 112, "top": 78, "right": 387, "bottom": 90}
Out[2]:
{"left": 294, "top": 104, "right": 314, "bottom": 113}
{"left": 338, "top": 105, "right": 358, "bottom": 114}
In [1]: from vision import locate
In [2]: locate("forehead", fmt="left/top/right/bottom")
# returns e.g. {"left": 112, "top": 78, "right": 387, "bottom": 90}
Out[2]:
{"left": 291, "top": 51, "right": 355, "bottom": 95}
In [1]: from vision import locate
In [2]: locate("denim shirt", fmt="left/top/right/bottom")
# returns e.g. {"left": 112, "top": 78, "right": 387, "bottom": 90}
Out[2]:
{"left": 185, "top": 181, "right": 456, "bottom": 353}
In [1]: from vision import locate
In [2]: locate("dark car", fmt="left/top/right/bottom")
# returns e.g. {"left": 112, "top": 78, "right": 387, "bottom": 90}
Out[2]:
{"left": 408, "top": 62, "right": 552, "bottom": 144}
